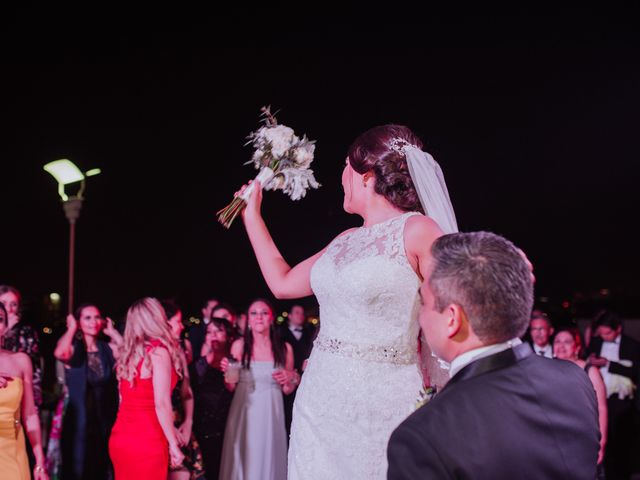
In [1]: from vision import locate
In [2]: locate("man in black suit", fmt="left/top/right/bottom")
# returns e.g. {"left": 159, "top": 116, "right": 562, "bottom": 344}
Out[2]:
{"left": 388, "top": 232, "right": 600, "bottom": 480}
{"left": 586, "top": 309, "right": 640, "bottom": 480}
{"left": 186, "top": 296, "right": 219, "bottom": 361}
{"left": 528, "top": 310, "right": 554, "bottom": 358}
{"left": 279, "top": 304, "right": 316, "bottom": 437}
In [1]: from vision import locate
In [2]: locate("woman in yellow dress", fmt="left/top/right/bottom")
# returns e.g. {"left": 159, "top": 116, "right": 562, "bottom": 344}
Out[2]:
{"left": 0, "top": 302, "right": 48, "bottom": 480}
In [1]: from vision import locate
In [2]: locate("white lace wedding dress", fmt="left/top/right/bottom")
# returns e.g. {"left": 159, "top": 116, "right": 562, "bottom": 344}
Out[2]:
{"left": 288, "top": 212, "right": 424, "bottom": 479}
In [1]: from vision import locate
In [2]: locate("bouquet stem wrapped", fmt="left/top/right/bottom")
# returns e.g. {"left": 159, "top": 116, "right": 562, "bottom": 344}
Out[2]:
{"left": 217, "top": 107, "right": 319, "bottom": 228}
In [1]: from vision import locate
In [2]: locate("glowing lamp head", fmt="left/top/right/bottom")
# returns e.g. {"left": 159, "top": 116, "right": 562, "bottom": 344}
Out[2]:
{"left": 43, "top": 159, "right": 101, "bottom": 201}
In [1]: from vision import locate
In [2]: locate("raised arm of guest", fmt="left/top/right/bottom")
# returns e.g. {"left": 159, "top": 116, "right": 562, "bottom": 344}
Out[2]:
{"left": 103, "top": 317, "right": 123, "bottom": 358}
{"left": 54, "top": 314, "right": 78, "bottom": 362}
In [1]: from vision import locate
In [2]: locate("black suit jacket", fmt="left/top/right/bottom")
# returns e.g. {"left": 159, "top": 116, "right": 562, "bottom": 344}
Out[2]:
{"left": 279, "top": 324, "right": 316, "bottom": 373}
{"left": 388, "top": 343, "right": 600, "bottom": 480}
{"left": 186, "top": 320, "right": 207, "bottom": 360}
{"left": 586, "top": 334, "right": 640, "bottom": 409}
{"left": 586, "top": 334, "right": 640, "bottom": 381}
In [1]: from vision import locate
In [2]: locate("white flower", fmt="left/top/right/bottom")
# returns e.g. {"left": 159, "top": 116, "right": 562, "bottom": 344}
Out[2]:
{"left": 293, "top": 142, "right": 315, "bottom": 168}
{"left": 263, "top": 125, "right": 296, "bottom": 157}
{"left": 252, "top": 148, "right": 265, "bottom": 166}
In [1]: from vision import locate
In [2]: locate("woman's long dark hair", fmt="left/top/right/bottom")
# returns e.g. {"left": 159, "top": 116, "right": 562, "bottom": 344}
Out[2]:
{"left": 209, "top": 317, "right": 233, "bottom": 357}
{"left": 241, "top": 298, "right": 286, "bottom": 369}
{"left": 74, "top": 302, "right": 106, "bottom": 344}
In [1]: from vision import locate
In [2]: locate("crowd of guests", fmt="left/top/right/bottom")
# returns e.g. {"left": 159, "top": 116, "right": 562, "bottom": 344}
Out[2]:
{"left": 525, "top": 309, "right": 640, "bottom": 479}
{"left": 2, "top": 281, "right": 640, "bottom": 479}
{"left": 0, "top": 285, "right": 316, "bottom": 479}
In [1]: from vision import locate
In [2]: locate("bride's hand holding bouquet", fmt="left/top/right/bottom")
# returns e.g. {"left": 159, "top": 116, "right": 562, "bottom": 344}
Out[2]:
{"left": 217, "top": 106, "right": 320, "bottom": 228}
{"left": 235, "top": 179, "right": 263, "bottom": 225}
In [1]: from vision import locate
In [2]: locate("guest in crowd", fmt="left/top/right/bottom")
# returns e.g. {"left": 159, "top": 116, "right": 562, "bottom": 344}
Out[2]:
{"left": 54, "top": 303, "right": 121, "bottom": 480}
{"left": 236, "top": 312, "right": 247, "bottom": 337}
{"left": 211, "top": 304, "right": 239, "bottom": 343}
{"left": 0, "top": 285, "right": 43, "bottom": 406}
{"left": 163, "top": 300, "right": 194, "bottom": 364}
{"left": 278, "top": 304, "right": 315, "bottom": 437}
{"left": 528, "top": 310, "right": 554, "bottom": 358}
{"left": 219, "top": 298, "right": 298, "bottom": 480}
{"left": 188, "top": 297, "right": 220, "bottom": 363}
{"left": 161, "top": 299, "right": 205, "bottom": 480}
{"left": 211, "top": 304, "right": 237, "bottom": 326}
{"left": 0, "top": 302, "right": 48, "bottom": 479}
{"left": 553, "top": 327, "right": 608, "bottom": 470}
{"left": 191, "top": 318, "right": 234, "bottom": 479}
{"left": 586, "top": 309, "right": 640, "bottom": 480}
{"left": 583, "top": 315, "right": 601, "bottom": 350}
{"left": 109, "top": 298, "right": 184, "bottom": 479}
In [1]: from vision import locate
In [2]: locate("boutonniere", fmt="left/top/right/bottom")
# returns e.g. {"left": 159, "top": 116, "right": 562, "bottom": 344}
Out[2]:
{"left": 415, "top": 385, "right": 437, "bottom": 410}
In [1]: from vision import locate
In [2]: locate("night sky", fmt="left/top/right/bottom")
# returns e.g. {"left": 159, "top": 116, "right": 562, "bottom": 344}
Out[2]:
{"left": 3, "top": 5, "right": 640, "bottom": 325}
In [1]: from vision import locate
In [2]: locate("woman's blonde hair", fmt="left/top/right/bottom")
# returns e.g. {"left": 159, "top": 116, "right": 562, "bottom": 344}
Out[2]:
{"left": 116, "top": 297, "right": 182, "bottom": 384}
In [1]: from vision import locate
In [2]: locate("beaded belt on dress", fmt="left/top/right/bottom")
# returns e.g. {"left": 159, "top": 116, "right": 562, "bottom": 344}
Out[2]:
{"left": 314, "top": 335, "right": 418, "bottom": 365}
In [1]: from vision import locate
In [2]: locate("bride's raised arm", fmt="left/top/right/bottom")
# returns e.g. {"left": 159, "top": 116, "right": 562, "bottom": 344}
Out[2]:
{"left": 240, "top": 181, "right": 338, "bottom": 300}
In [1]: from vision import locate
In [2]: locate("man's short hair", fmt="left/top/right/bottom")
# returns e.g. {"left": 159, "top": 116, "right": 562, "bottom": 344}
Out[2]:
{"left": 593, "top": 309, "right": 621, "bottom": 330}
{"left": 530, "top": 310, "right": 552, "bottom": 327}
{"left": 429, "top": 231, "right": 534, "bottom": 343}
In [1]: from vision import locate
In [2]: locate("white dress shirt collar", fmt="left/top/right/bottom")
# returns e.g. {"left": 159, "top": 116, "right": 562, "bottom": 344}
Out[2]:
{"left": 289, "top": 325, "right": 303, "bottom": 340}
{"left": 533, "top": 343, "right": 553, "bottom": 358}
{"left": 449, "top": 338, "right": 522, "bottom": 378}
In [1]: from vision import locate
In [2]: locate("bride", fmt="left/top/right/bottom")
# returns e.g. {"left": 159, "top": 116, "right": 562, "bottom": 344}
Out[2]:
{"left": 238, "top": 124, "right": 457, "bottom": 479}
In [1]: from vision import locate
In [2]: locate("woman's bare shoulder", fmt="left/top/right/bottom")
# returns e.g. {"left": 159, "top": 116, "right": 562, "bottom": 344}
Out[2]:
{"left": 405, "top": 213, "right": 443, "bottom": 236}
{"left": 0, "top": 351, "right": 31, "bottom": 377}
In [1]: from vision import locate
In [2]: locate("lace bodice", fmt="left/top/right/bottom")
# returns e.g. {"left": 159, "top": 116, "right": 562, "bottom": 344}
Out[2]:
{"left": 310, "top": 211, "right": 421, "bottom": 350}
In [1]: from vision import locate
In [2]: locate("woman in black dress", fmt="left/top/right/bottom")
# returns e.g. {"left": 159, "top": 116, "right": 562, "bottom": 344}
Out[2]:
{"left": 190, "top": 317, "right": 235, "bottom": 479}
{"left": 54, "top": 303, "right": 121, "bottom": 480}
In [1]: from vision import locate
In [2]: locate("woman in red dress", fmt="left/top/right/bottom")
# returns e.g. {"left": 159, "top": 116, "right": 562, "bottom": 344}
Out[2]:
{"left": 109, "top": 297, "right": 185, "bottom": 478}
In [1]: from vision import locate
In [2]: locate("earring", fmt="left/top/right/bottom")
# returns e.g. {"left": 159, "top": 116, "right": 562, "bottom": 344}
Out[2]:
{"left": 363, "top": 181, "right": 367, "bottom": 188}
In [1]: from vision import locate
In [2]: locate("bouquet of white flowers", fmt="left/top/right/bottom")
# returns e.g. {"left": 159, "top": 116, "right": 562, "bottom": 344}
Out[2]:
{"left": 217, "top": 106, "right": 320, "bottom": 228}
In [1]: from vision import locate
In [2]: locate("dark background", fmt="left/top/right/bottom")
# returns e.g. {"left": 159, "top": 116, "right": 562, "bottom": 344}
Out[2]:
{"left": 2, "top": 5, "right": 640, "bottom": 328}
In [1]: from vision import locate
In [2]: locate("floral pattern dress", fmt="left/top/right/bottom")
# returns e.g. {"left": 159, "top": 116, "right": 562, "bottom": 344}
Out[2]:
{"left": 4, "top": 322, "right": 42, "bottom": 406}
{"left": 171, "top": 375, "right": 205, "bottom": 479}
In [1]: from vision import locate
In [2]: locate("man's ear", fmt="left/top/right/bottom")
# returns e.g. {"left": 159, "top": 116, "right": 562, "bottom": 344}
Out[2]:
{"left": 446, "top": 304, "right": 464, "bottom": 339}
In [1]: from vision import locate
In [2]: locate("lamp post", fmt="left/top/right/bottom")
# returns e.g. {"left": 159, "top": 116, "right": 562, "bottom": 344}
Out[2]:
{"left": 44, "top": 159, "right": 101, "bottom": 314}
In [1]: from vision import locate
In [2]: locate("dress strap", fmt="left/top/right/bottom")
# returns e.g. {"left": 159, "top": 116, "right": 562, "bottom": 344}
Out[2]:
{"left": 134, "top": 341, "right": 164, "bottom": 374}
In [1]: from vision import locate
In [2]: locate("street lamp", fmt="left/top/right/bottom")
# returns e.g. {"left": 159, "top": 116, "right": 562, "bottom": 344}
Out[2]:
{"left": 43, "top": 159, "right": 101, "bottom": 314}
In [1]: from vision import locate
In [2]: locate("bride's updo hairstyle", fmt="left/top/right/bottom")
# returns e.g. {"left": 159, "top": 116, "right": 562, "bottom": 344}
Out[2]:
{"left": 347, "top": 124, "right": 424, "bottom": 213}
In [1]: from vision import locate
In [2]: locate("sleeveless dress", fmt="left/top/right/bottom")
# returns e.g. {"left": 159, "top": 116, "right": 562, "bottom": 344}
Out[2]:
{"left": 219, "top": 361, "right": 288, "bottom": 480}
{"left": 62, "top": 340, "right": 118, "bottom": 480}
{"left": 0, "top": 377, "right": 29, "bottom": 480}
{"left": 109, "top": 342, "right": 178, "bottom": 479}
{"left": 288, "top": 212, "right": 424, "bottom": 480}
